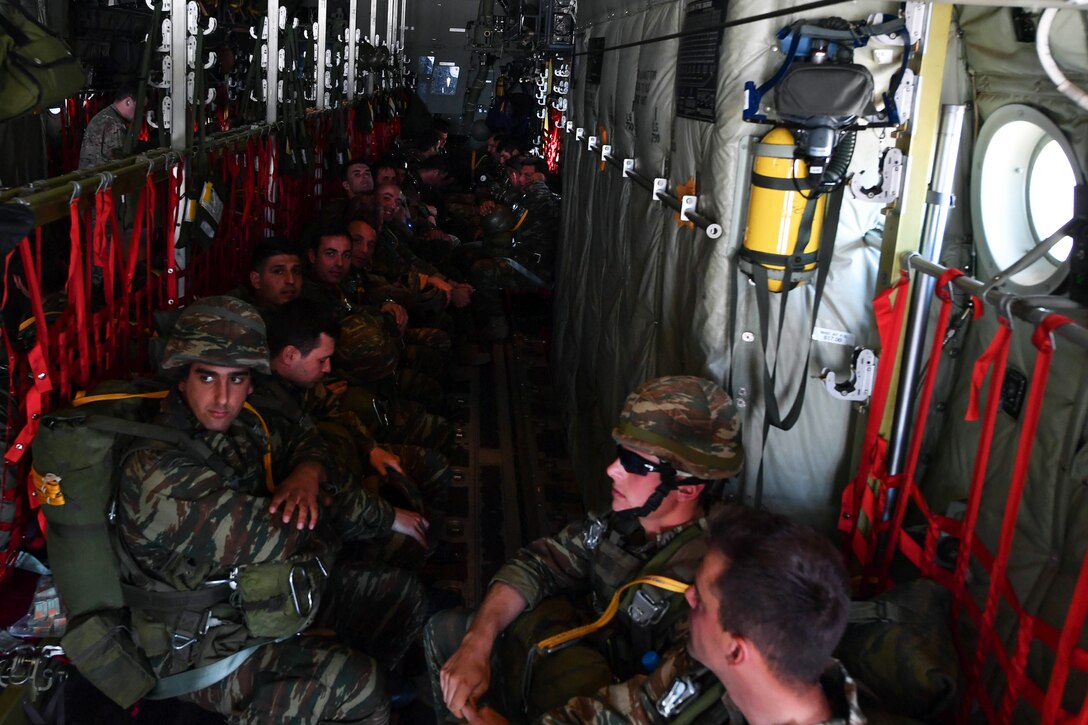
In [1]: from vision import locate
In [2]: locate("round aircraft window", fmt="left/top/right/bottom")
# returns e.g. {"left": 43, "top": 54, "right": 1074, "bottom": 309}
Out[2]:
{"left": 972, "top": 104, "right": 1083, "bottom": 294}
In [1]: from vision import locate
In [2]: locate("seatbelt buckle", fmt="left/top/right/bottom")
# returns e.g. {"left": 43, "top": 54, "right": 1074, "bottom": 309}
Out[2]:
{"left": 657, "top": 675, "right": 699, "bottom": 718}
{"left": 628, "top": 588, "right": 670, "bottom": 627}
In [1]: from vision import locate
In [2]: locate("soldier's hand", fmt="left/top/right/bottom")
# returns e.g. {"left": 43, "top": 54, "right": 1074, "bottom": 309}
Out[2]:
{"left": 462, "top": 704, "right": 508, "bottom": 725}
{"left": 380, "top": 301, "right": 409, "bottom": 334}
{"left": 391, "top": 507, "right": 429, "bottom": 549}
{"left": 441, "top": 637, "right": 492, "bottom": 719}
{"left": 449, "top": 283, "right": 474, "bottom": 308}
{"left": 479, "top": 200, "right": 497, "bottom": 216}
{"left": 269, "top": 462, "right": 324, "bottom": 530}
{"left": 369, "top": 446, "right": 404, "bottom": 476}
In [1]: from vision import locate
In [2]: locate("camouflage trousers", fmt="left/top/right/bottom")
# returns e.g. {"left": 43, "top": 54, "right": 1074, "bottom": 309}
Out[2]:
{"left": 404, "top": 326, "right": 453, "bottom": 382}
{"left": 424, "top": 598, "right": 613, "bottom": 721}
{"left": 183, "top": 558, "right": 426, "bottom": 724}
{"left": 379, "top": 368, "right": 445, "bottom": 412}
{"left": 361, "top": 443, "right": 453, "bottom": 568}
{"left": 334, "top": 385, "right": 455, "bottom": 455}
{"left": 469, "top": 257, "right": 552, "bottom": 318}
{"left": 384, "top": 398, "right": 456, "bottom": 456}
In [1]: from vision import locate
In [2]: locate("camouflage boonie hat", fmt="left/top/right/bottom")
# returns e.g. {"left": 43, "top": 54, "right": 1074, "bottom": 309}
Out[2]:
{"left": 612, "top": 375, "right": 743, "bottom": 479}
{"left": 332, "top": 312, "right": 400, "bottom": 383}
{"left": 160, "top": 296, "right": 271, "bottom": 374}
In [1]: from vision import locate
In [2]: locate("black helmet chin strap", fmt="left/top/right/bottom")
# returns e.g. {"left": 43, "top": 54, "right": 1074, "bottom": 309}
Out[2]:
{"left": 611, "top": 467, "right": 678, "bottom": 537}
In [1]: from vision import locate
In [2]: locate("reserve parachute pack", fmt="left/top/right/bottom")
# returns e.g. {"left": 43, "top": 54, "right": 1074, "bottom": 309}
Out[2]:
{"left": 30, "top": 379, "right": 316, "bottom": 708}
{"left": 0, "top": 3, "right": 85, "bottom": 123}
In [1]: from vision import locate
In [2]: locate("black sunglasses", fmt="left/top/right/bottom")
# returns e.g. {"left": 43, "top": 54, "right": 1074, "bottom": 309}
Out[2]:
{"left": 616, "top": 445, "right": 668, "bottom": 476}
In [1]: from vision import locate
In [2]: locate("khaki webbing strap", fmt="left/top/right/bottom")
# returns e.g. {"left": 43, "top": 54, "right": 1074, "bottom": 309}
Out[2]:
{"left": 73, "top": 390, "right": 170, "bottom": 405}
{"left": 242, "top": 403, "right": 276, "bottom": 494}
{"left": 535, "top": 575, "right": 690, "bottom": 655}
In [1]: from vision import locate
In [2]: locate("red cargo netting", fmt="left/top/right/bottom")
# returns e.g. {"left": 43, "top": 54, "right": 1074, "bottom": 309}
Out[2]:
{"left": 841, "top": 265, "right": 1088, "bottom": 723}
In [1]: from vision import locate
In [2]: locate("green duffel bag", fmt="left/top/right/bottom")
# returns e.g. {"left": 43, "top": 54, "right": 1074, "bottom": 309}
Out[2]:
{"left": 0, "top": 3, "right": 85, "bottom": 123}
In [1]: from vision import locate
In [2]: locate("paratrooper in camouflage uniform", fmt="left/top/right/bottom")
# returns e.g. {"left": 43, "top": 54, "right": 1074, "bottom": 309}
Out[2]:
{"left": 118, "top": 296, "right": 427, "bottom": 725}
{"left": 258, "top": 297, "right": 450, "bottom": 566}
{"left": 78, "top": 86, "right": 136, "bottom": 169}
{"left": 468, "top": 156, "right": 560, "bottom": 338}
{"left": 425, "top": 376, "right": 744, "bottom": 721}
{"left": 456, "top": 507, "right": 863, "bottom": 725}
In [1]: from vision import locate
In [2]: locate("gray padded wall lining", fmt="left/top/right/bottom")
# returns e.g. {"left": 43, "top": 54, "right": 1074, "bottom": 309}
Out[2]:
{"left": 554, "top": 0, "right": 898, "bottom": 524}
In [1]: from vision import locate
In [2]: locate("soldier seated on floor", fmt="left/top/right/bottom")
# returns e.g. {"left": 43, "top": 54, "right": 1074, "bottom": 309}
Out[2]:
{"left": 260, "top": 297, "right": 451, "bottom": 567}
{"left": 462, "top": 505, "right": 862, "bottom": 725}
{"left": 425, "top": 376, "right": 745, "bottom": 722}
{"left": 119, "top": 296, "right": 425, "bottom": 724}
{"left": 467, "top": 156, "right": 560, "bottom": 341}
{"left": 229, "top": 236, "right": 304, "bottom": 317}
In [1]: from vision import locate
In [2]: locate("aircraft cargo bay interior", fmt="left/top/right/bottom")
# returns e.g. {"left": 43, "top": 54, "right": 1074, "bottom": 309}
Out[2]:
{"left": 1, "top": 0, "right": 1088, "bottom": 723}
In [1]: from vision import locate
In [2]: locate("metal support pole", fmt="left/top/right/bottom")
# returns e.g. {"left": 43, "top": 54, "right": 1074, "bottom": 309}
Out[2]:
{"left": 266, "top": 0, "right": 279, "bottom": 124}
{"left": 316, "top": 0, "right": 328, "bottom": 109}
{"left": 385, "top": 0, "right": 393, "bottom": 60}
{"left": 399, "top": 0, "right": 407, "bottom": 78}
{"left": 170, "top": 0, "right": 188, "bottom": 150}
{"left": 368, "top": 0, "right": 378, "bottom": 94}
{"left": 904, "top": 253, "right": 1088, "bottom": 350}
{"left": 885, "top": 104, "right": 966, "bottom": 479}
{"left": 347, "top": 0, "right": 358, "bottom": 100}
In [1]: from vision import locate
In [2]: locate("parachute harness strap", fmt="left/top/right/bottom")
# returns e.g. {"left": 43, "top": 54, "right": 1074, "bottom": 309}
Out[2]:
{"left": 533, "top": 575, "right": 691, "bottom": 656}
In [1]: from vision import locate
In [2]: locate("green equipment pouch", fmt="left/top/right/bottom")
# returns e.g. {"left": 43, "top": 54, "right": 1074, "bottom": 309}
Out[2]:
{"left": 61, "top": 611, "right": 157, "bottom": 709}
{"left": 835, "top": 579, "right": 962, "bottom": 720}
{"left": 234, "top": 559, "right": 326, "bottom": 638}
{"left": 0, "top": 3, "right": 85, "bottom": 123}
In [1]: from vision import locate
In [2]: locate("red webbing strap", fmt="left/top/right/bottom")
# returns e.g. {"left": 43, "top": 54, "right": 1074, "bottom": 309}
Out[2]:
{"left": 18, "top": 237, "right": 50, "bottom": 365}
{"left": 165, "top": 162, "right": 183, "bottom": 306}
{"left": 1020, "top": 315, "right": 1088, "bottom": 724}
{"left": 840, "top": 271, "right": 911, "bottom": 563}
{"left": 222, "top": 151, "right": 241, "bottom": 242}
{"left": 239, "top": 140, "right": 258, "bottom": 235}
{"left": 990, "top": 316, "right": 1076, "bottom": 724}
{"left": 954, "top": 316, "right": 1013, "bottom": 590}
{"left": 94, "top": 186, "right": 119, "bottom": 357}
{"left": 880, "top": 269, "right": 983, "bottom": 582}
{"left": 66, "top": 195, "right": 91, "bottom": 383}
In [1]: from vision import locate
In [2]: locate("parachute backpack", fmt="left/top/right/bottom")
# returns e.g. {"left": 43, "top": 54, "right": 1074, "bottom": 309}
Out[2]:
{"left": 31, "top": 380, "right": 232, "bottom": 707}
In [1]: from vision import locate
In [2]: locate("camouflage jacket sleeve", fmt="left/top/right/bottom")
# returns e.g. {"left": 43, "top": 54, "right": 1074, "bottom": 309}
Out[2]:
{"left": 491, "top": 519, "right": 594, "bottom": 609}
{"left": 325, "top": 484, "right": 395, "bottom": 542}
{"left": 78, "top": 108, "right": 127, "bottom": 169}
{"left": 250, "top": 381, "right": 338, "bottom": 483}
{"left": 536, "top": 648, "right": 719, "bottom": 725}
{"left": 304, "top": 382, "right": 378, "bottom": 454}
{"left": 120, "top": 445, "right": 311, "bottom": 578}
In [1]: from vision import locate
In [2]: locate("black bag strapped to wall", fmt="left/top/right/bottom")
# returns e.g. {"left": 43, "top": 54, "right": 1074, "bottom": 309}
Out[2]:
{"left": 0, "top": 3, "right": 85, "bottom": 123}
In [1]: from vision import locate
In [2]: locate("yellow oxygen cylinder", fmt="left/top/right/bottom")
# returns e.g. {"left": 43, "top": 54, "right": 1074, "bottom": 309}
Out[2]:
{"left": 740, "top": 127, "right": 826, "bottom": 292}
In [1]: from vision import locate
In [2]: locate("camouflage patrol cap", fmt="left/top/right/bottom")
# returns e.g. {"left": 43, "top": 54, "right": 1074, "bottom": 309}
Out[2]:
{"left": 160, "top": 296, "right": 271, "bottom": 375}
{"left": 612, "top": 376, "right": 743, "bottom": 479}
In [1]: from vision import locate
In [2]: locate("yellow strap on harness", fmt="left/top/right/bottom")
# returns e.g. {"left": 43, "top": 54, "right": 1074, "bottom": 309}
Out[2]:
{"left": 242, "top": 402, "right": 276, "bottom": 494}
{"left": 74, "top": 390, "right": 170, "bottom": 404}
{"left": 535, "top": 575, "right": 690, "bottom": 655}
{"left": 511, "top": 209, "right": 530, "bottom": 232}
